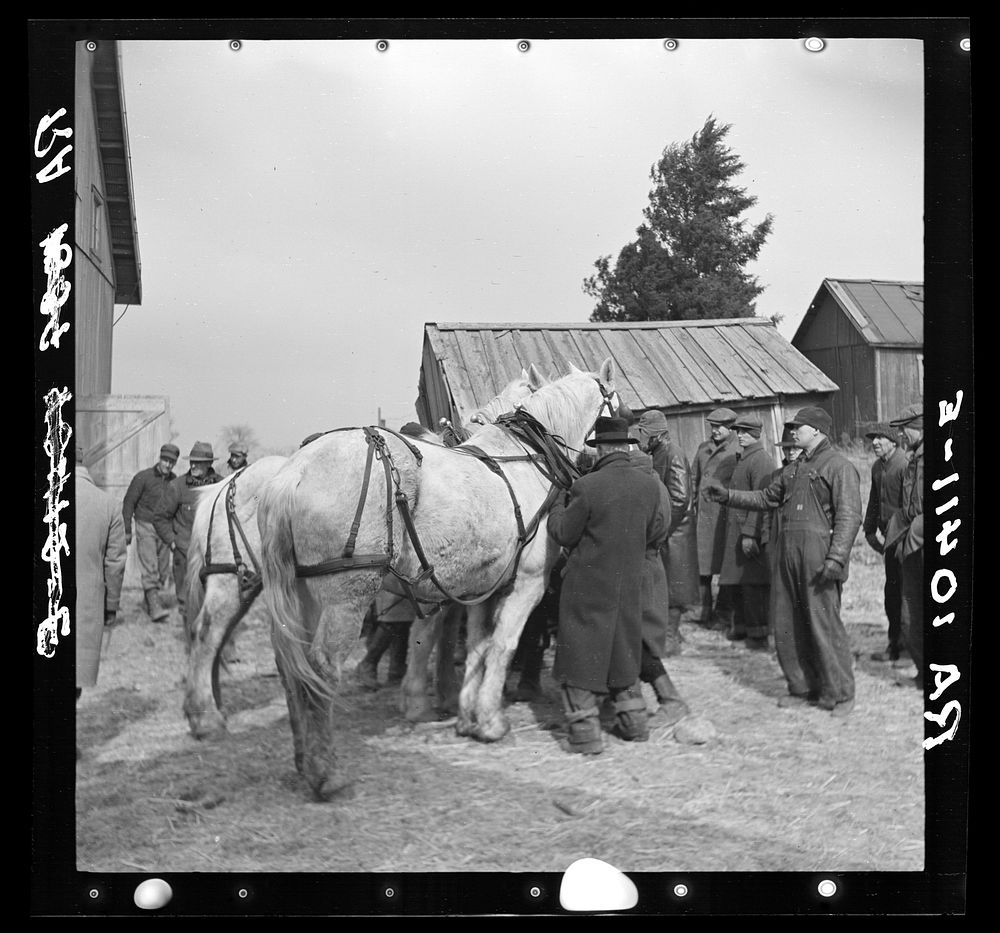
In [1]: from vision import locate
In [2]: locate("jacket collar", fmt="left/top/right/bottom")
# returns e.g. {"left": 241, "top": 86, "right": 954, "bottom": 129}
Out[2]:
{"left": 593, "top": 450, "right": 632, "bottom": 471}
{"left": 736, "top": 439, "right": 764, "bottom": 459}
{"left": 802, "top": 437, "right": 832, "bottom": 462}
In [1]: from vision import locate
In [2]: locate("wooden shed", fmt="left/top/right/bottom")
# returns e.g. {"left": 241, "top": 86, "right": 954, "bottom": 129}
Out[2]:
{"left": 792, "top": 278, "right": 924, "bottom": 439}
{"left": 417, "top": 320, "right": 838, "bottom": 464}
{"left": 74, "top": 40, "right": 173, "bottom": 495}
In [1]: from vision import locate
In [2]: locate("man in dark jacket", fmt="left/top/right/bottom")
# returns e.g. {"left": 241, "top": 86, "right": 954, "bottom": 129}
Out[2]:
{"left": 122, "top": 443, "right": 179, "bottom": 623}
{"left": 153, "top": 441, "right": 224, "bottom": 623}
{"left": 636, "top": 409, "right": 700, "bottom": 654}
{"left": 225, "top": 442, "right": 249, "bottom": 475}
{"left": 703, "top": 407, "right": 862, "bottom": 717}
{"left": 718, "top": 415, "right": 777, "bottom": 650}
{"left": 884, "top": 404, "right": 924, "bottom": 689}
{"left": 547, "top": 417, "right": 667, "bottom": 754}
{"left": 692, "top": 407, "right": 740, "bottom": 628}
{"left": 862, "top": 424, "right": 909, "bottom": 664}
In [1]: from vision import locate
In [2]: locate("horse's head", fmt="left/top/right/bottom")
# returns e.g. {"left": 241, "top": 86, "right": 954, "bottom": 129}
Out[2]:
{"left": 467, "top": 364, "right": 548, "bottom": 428}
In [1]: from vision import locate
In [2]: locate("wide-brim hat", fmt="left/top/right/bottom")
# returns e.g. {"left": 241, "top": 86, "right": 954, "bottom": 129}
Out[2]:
{"left": 864, "top": 423, "right": 897, "bottom": 441}
{"left": 637, "top": 409, "right": 669, "bottom": 434}
{"left": 159, "top": 443, "right": 180, "bottom": 462}
{"left": 788, "top": 407, "right": 833, "bottom": 434}
{"left": 184, "top": 441, "right": 217, "bottom": 462}
{"left": 706, "top": 407, "right": 738, "bottom": 425}
{"left": 586, "top": 416, "right": 640, "bottom": 447}
{"left": 889, "top": 404, "right": 923, "bottom": 430}
{"left": 775, "top": 422, "right": 797, "bottom": 448}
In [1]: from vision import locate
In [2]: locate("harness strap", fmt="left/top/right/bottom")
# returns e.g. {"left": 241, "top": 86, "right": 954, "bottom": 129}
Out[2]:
{"left": 459, "top": 446, "right": 526, "bottom": 541}
{"left": 297, "top": 553, "right": 391, "bottom": 577}
{"left": 343, "top": 433, "right": 378, "bottom": 560}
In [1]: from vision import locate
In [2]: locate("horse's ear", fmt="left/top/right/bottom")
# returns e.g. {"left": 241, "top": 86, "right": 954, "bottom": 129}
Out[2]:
{"left": 567, "top": 361, "right": 582, "bottom": 374}
{"left": 520, "top": 367, "right": 529, "bottom": 382}
{"left": 599, "top": 357, "right": 615, "bottom": 384}
{"left": 527, "top": 362, "right": 548, "bottom": 389}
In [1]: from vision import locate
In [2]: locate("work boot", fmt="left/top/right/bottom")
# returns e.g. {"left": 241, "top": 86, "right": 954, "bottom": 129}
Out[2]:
{"left": 648, "top": 673, "right": 690, "bottom": 729}
{"left": 355, "top": 622, "right": 393, "bottom": 690}
{"left": 512, "top": 631, "right": 546, "bottom": 702}
{"left": 386, "top": 623, "right": 410, "bottom": 687}
{"left": 612, "top": 685, "right": 650, "bottom": 742}
{"left": 663, "top": 607, "right": 683, "bottom": 657}
{"left": 745, "top": 635, "right": 770, "bottom": 652}
{"left": 564, "top": 707, "right": 603, "bottom": 755}
{"left": 698, "top": 580, "right": 714, "bottom": 627}
{"left": 144, "top": 588, "right": 170, "bottom": 623}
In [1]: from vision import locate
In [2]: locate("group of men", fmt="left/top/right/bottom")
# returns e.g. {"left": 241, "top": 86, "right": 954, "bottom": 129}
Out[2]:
{"left": 548, "top": 399, "right": 925, "bottom": 754}
{"left": 119, "top": 441, "right": 247, "bottom": 627}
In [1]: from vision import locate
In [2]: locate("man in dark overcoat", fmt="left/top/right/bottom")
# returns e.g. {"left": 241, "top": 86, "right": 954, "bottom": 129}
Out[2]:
{"left": 862, "top": 424, "right": 909, "bottom": 664}
{"left": 692, "top": 407, "right": 740, "bottom": 628}
{"left": 636, "top": 409, "right": 700, "bottom": 652}
{"left": 628, "top": 435, "right": 691, "bottom": 729}
{"left": 883, "top": 404, "right": 924, "bottom": 690}
{"left": 703, "top": 407, "right": 862, "bottom": 717}
{"left": 718, "top": 415, "right": 777, "bottom": 650}
{"left": 547, "top": 416, "right": 667, "bottom": 754}
{"left": 764, "top": 425, "right": 800, "bottom": 640}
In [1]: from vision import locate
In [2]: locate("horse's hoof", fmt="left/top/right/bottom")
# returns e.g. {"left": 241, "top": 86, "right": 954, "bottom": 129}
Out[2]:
{"left": 404, "top": 703, "right": 440, "bottom": 724}
{"left": 476, "top": 712, "right": 510, "bottom": 743}
{"left": 436, "top": 693, "right": 460, "bottom": 716}
{"left": 310, "top": 777, "right": 355, "bottom": 802}
{"left": 455, "top": 713, "right": 477, "bottom": 737}
{"left": 188, "top": 713, "right": 228, "bottom": 741}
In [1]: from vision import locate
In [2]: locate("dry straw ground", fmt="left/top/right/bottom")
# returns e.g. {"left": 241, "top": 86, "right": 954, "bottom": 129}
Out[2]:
{"left": 76, "top": 450, "right": 925, "bottom": 874}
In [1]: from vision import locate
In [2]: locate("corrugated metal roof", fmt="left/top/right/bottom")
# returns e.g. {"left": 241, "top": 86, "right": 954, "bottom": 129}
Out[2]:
{"left": 423, "top": 319, "right": 838, "bottom": 421}
{"left": 800, "top": 279, "right": 923, "bottom": 347}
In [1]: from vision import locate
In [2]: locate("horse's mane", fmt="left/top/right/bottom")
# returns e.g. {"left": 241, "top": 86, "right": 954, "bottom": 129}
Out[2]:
{"left": 513, "top": 367, "right": 604, "bottom": 451}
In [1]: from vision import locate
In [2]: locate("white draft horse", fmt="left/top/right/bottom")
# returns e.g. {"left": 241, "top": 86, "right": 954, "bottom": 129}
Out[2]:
{"left": 258, "top": 360, "right": 618, "bottom": 800}
{"left": 181, "top": 371, "right": 544, "bottom": 741}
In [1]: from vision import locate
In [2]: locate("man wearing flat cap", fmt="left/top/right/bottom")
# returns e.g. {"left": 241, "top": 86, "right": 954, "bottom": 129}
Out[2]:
{"left": 636, "top": 410, "right": 700, "bottom": 654}
{"left": 154, "top": 442, "right": 224, "bottom": 624}
{"left": 883, "top": 403, "right": 924, "bottom": 688}
{"left": 547, "top": 416, "right": 668, "bottom": 754}
{"left": 862, "top": 423, "right": 909, "bottom": 665}
{"left": 717, "top": 414, "right": 777, "bottom": 650}
{"left": 225, "top": 442, "right": 250, "bottom": 475}
{"left": 692, "top": 407, "right": 741, "bottom": 629}
{"left": 122, "top": 442, "right": 180, "bottom": 623}
{"left": 702, "top": 406, "right": 862, "bottom": 717}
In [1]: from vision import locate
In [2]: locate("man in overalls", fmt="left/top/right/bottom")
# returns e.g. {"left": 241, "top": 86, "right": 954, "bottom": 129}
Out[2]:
{"left": 702, "top": 407, "right": 862, "bottom": 717}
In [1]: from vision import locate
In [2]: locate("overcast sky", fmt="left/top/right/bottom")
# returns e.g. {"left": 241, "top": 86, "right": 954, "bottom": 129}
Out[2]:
{"left": 110, "top": 37, "right": 924, "bottom": 454}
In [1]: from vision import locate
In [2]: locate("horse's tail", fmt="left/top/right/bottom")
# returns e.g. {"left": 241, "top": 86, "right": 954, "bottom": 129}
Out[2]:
{"left": 184, "top": 485, "right": 221, "bottom": 647}
{"left": 258, "top": 460, "right": 336, "bottom": 703}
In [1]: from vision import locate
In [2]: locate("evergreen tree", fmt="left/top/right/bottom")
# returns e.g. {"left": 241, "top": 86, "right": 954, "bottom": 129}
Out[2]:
{"left": 585, "top": 116, "right": 774, "bottom": 322}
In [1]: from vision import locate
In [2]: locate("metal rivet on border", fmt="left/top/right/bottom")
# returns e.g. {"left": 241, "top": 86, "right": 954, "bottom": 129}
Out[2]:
{"left": 663, "top": 38, "right": 679, "bottom": 51}
{"left": 517, "top": 40, "right": 531, "bottom": 53}
{"left": 85, "top": 41, "right": 97, "bottom": 52}
{"left": 376, "top": 39, "right": 389, "bottom": 52}
{"left": 804, "top": 37, "right": 826, "bottom": 52}
{"left": 960, "top": 38, "right": 970, "bottom": 51}
{"left": 230, "top": 40, "right": 242, "bottom": 52}
{"left": 673, "top": 883, "right": 689, "bottom": 897}
{"left": 817, "top": 879, "right": 838, "bottom": 898}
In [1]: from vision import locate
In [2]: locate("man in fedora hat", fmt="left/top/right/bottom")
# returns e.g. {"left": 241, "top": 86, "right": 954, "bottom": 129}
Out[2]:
{"left": 692, "top": 407, "right": 741, "bottom": 629}
{"left": 225, "top": 442, "right": 250, "bottom": 475}
{"left": 75, "top": 440, "right": 127, "bottom": 757}
{"left": 702, "top": 406, "right": 862, "bottom": 717}
{"left": 546, "top": 416, "right": 668, "bottom": 754}
{"left": 718, "top": 414, "right": 777, "bottom": 650}
{"left": 636, "top": 409, "right": 700, "bottom": 653}
{"left": 153, "top": 442, "right": 223, "bottom": 624}
{"left": 862, "top": 423, "right": 910, "bottom": 665}
{"left": 122, "top": 442, "right": 180, "bottom": 623}
{"left": 883, "top": 403, "right": 924, "bottom": 689}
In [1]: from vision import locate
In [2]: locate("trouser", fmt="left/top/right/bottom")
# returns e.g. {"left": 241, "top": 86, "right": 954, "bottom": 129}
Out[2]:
{"left": 513, "top": 605, "right": 548, "bottom": 685}
{"left": 172, "top": 546, "right": 187, "bottom": 611}
{"left": 736, "top": 584, "right": 769, "bottom": 640}
{"left": 561, "top": 682, "right": 648, "bottom": 750}
{"left": 135, "top": 520, "right": 171, "bottom": 591}
{"left": 883, "top": 549, "right": 905, "bottom": 655}
{"left": 772, "top": 531, "right": 854, "bottom": 705}
{"left": 899, "top": 549, "right": 923, "bottom": 677}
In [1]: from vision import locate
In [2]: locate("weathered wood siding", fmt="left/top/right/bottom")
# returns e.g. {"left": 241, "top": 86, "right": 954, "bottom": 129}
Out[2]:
{"left": 876, "top": 347, "right": 923, "bottom": 424}
{"left": 74, "top": 43, "right": 117, "bottom": 398}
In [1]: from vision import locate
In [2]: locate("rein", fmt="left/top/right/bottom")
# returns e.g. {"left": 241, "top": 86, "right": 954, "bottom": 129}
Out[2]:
{"left": 200, "top": 467, "right": 263, "bottom": 606}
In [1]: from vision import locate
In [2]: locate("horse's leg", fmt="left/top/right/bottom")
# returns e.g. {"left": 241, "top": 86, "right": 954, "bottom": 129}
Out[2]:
{"left": 273, "top": 641, "right": 306, "bottom": 775}
{"left": 294, "top": 576, "right": 372, "bottom": 802}
{"left": 434, "top": 602, "right": 461, "bottom": 716}
{"left": 473, "top": 576, "right": 546, "bottom": 742}
{"left": 455, "top": 603, "right": 492, "bottom": 736}
{"left": 182, "top": 576, "right": 240, "bottom": 740}
{"left": 400, "top": 608, "right": 442, "bottom": 722}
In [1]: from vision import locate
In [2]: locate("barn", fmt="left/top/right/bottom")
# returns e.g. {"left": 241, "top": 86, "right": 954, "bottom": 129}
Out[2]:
{"left": 73, "top": 40, "right": 173, "bottom": 504}
{"left": 417, "top": 320, "right": 838, "bottom": 463}
{"left": 791, "top": 278, "right": 924, "bottom": 440}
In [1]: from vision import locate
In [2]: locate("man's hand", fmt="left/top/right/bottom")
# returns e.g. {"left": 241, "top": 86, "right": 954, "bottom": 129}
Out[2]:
{"left": 865, "top": 532, "right": 884, "bottom": 554}
{"left": 702, "top": 479, "right": 729, "bottom": 504}
{"left": 817, "top": 559, "right": 846, "bottom": 584}
{"left": 740, "top": 536, "right": 761, "bottom": 559}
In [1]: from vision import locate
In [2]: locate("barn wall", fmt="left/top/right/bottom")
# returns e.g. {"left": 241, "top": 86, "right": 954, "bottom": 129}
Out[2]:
{"left": 793, "top": 294, "right": 865, "bottom": 352}
{"left": 876, "top": 348, "right": 923, "bottom": 423}
{"left": 74, "top": 43, "right": 116, "bottom": 398}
